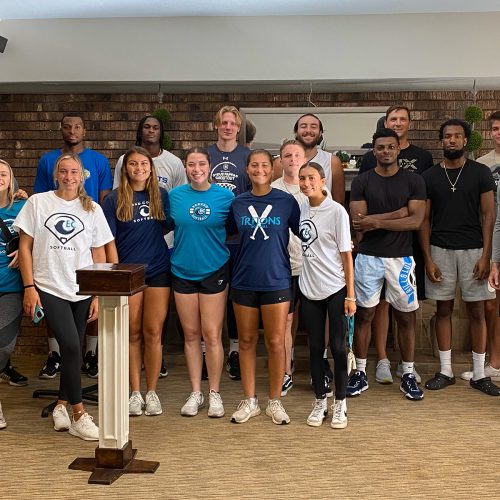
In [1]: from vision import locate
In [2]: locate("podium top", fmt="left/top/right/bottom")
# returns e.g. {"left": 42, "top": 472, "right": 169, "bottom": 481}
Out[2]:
{"left": 76, "top": 263, "right": 147, "bottom": 296}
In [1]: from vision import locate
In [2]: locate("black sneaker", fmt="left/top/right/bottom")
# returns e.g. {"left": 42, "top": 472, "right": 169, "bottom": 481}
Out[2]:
{"left": 0, "top": 361, "right": 28, "bottom": 387}
{"left": 226, "top": 351, "right": 241, "bottom": 380}
{"left": 324, "top": 358, "right": 334, "bottom": 383}
{"left": 39, "top": 351, "right": 61, "bottom": 379}
{"left": 201, "top": 353, "right": 208, "bottom": 381}
{"left": 470, "top": 376, "right": 500, "bottom": 396}
{"left": 82, "top": 351, "right": 98, "bottom": 378}
{"left": 159, "top": 358, "right": 168, "bottom": 379}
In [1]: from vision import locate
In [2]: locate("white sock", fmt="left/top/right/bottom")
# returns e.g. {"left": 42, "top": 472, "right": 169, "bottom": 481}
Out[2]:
{"left": 356, "top": 358, "right": 367, "bottom": 374}
{"left": 323, "top": 349, "right": 328, "bottom": 359}
{"left": 472, "top": 351, "right": 486, "bottom": 381}
{"left": 401, "top": 361, "right": 414, "bottom": 376}
{"left": 439, "top": 349, "right": 453, "bottom": 378}
{"left": 201, "top": 340, "right": 206, "bottom": 354}
{"left": 86, "top": 335, "right": 98, "bottom": 354}
{"left": 48, "top": 338, "right": 60, "bottom": 355}
{"left": 229, "top": 339, "right": 239, "bottom": 354}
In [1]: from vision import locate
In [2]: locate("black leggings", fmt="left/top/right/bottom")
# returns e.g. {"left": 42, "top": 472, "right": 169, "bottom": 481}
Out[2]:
{"left": 301, "top": 287, "right": 348, "bottom": 400}
{"left": 38, "top": 290, "right": 91, "bottom": 405}
{"left": 0, "top": 292, "right": 23, "bottom": 372}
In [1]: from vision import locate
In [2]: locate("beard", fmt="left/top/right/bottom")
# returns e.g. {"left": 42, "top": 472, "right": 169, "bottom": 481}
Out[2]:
{"left": 296, "top": 134, "right": 321, "bottom": 148}
{"left": 443, "top": 148, "right": 465, "bottom": 160}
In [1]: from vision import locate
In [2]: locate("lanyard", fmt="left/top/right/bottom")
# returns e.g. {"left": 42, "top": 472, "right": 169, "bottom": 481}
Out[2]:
{"left": 346, "top": 314, "right": 355, "bottom": 349}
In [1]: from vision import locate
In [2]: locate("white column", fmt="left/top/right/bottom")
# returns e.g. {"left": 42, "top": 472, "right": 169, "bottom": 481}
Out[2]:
{"left": 98, "top": 295, "right": 129, "bottom": 449}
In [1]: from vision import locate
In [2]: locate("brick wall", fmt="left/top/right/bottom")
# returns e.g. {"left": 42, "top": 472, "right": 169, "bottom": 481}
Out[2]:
{"left": 1, "top": 89, "right": 498, "bottom": 354}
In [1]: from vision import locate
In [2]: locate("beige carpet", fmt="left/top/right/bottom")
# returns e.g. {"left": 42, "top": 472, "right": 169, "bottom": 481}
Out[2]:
{"left": 0, "top": 355, "right": 499, "bottom": 499}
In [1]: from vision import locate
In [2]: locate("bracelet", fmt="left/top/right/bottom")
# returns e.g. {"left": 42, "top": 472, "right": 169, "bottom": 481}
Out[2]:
{"left": 344, "top": 297, "right": 356, "bottom": 302}
{"left": 23, "top": 284, "right": 35, "bottom": 289}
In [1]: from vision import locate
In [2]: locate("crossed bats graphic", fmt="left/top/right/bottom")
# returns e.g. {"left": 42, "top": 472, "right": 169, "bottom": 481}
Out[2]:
{"left": 248, "top": 204, "right": 272, "bottom": 240}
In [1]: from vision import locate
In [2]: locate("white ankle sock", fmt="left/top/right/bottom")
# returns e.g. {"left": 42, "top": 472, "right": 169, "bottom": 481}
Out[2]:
{"left": 323, "top": 349, "right": 328, "bottom": 359}
{"left": 86, "top": 335, "right": 98, "bottom": 354}
{"left": 356, "top": 358, "right": 367, "bottom": 373}
{"left": 401, "top": 361, "right": 414, "bottom": 375}
{"left": 472, "top": 351, "right": 486, "bottom": 381}
{"left": 48, "top": 338, "right": 60, "bottom": 355}
{"left": 229, "top": 339, "right": 239, "bottom": 353}
{"left": 439, "top": 349, "right": 453, "bottom": 378}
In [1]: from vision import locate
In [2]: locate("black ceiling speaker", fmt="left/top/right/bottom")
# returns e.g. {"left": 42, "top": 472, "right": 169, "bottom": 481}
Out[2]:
{"left": 0, "top": 36, "right": 8, "bottom": 53}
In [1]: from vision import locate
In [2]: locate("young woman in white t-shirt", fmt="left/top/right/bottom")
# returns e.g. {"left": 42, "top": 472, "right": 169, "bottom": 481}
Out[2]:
{"left": 298, "top": 162, "right": 356, "bottom": 429}
{"left": 15, "top": 154, "right": 114, "bottom": 441}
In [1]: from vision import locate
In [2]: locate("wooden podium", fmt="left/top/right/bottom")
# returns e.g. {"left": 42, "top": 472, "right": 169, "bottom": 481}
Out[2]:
{"left": 69, "top": 263, "right": 159, "bottom": 485}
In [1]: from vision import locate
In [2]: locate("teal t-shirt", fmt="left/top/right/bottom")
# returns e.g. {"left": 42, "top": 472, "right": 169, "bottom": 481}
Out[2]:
{"left": 0, "top": 199, "right": 25, "bottom": 292}
{"left": 169, "top": 184, "right": 234, "bottom": 280}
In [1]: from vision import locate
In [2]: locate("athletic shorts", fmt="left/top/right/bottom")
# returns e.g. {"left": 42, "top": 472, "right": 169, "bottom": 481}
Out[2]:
{"left": 354, "top": 253, "right": 419, "bottom": 312}
{"left": 146, "top": 270, "right": 172, "bottom": 288}
{"left": 230, "top": 288, "right": 292, "bottom": 309}
{"left": 172, "top": 261, "right": 229, "bottom": 295}
{"left": 289, "top": 275, "right": 300, "bottom": 314}
{"left": 425, "top": 246, "right": 495, "bottom": 302}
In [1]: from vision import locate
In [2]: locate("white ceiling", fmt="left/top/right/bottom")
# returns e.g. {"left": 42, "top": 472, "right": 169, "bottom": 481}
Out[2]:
{"left": 1, "top": 0, "right": 500, "bottom": 19}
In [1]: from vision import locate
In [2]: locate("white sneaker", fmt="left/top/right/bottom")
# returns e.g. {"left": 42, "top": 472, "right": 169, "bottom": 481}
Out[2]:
{"left": 69, "top": 413, "right": 99, "bottom": 441}
{"left": 461, "top": 363, "right": 500, "bottom": 382}
{"left": 208, "top": 390, "right": 225, "bottom": 418}
{"left": 306, "top": 398, "right": 328, "bottom": 427}
{"left": 129, "top": 391, "right": 145, "bottom": 416}
{"left": 396, "top": 361, "right": 422, "bottom": 384}
{"left": 180, "top": 391, "right": 204, "bottom": 417}
{"left": 375, "top": 358, "right": 393, "bottom": 384}
{"left": 0, "top": 402, "right": 6, "bottom": 429}
{"left": 145, "top": 391, "right": 162, "bottom": 416}
{"left": 331, "top": 398, "right": 348, "bottom": 429}
{"left": 52, "top": 403, "right": 71, "bottom": 431}
{"left": 266, "top": 399, "right": 290, "bottom": 425}
{"left": 231, "top": 397, "right": 261, "bottom": 423}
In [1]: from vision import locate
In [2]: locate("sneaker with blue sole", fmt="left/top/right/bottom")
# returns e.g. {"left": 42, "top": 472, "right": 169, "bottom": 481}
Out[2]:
{"left": 346, "top": 371, "right": 369, "bottom": 397}
{"left": 400, "top": 373, "right": 424, "bottom": 400}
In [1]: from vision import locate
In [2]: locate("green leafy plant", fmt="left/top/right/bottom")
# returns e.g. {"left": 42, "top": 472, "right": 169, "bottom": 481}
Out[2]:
{"left": 464, "top": 130, "right": 483, "bottom": 152}
{"left": 152, "top": 108, "right": 173, "bottom": 151}
{"left": 335, "top": 150, "right": 350, "bottom": 163}
{"left": 464, "top": 106, "right": 483, "bottom": 124}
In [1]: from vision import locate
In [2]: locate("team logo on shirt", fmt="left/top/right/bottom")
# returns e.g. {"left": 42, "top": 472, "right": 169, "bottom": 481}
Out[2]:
{"left": 399, "top": 158, "right": 417, "bottom": 172}
{"left": 210, "top": 162, "right": 239, "bottom": 192}
{"left": 240, "top": 205, "right": 281, "bottom": 240}
{"left": 0, "top": 218, "right": 15, "bottom": 254}
{"left": 399, "top": 257, "right": 416, "bottom": 304}
{"left": 299, "top": 220, "right": 318, "bottom": 253}
{"left": 44, "top": 213, "right": 84, "bottom": 244}
{"left": 83, "top": 168, "right": 91, "bottom": 179}
{"left": 189, "top": 202, "right": 211, "bottom": 221}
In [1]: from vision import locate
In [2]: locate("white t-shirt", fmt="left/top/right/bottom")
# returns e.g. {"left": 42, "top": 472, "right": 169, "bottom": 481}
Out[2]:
{"left": 14, "top": 192, "right": 114, "bottom": 302}
{"left": 299, "top": 196, "right": 352, "bottom": 301}
{"left": 113, "top": 149, "right": 186, "bottom": 248}
{"left": 271, "top": 177, "right": 308, "bottom": 275}
{"left": 113, "top": 149, "right": 186, "bottom": 191}
{"left": 311, "top": 149, "right": 333, "bottom": 192}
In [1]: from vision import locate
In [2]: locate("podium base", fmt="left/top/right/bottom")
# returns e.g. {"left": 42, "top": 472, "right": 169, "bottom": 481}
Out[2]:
{"left": 69, "top": 440, "right": 159, "bottom": 485}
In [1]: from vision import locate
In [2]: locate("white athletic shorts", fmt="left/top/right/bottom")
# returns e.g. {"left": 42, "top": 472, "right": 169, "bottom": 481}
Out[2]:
{"left": 354, "top": 253, "right": 419, "bottom": 312}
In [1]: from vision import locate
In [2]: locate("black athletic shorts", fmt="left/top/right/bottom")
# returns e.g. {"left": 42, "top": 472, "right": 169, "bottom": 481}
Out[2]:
{"left": 146, "top": 270, "right": 172, "bottom": 288}
{"left": 172, "top": 261, "right": 230, "bottom": 295}
{"left": 230, "top": 288, "right": 292, "bottom": 308}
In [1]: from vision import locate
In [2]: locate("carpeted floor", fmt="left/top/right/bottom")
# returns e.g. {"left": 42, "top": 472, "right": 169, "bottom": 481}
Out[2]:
{"left": 0, "top": 355, "right": 499, "bottom": 499}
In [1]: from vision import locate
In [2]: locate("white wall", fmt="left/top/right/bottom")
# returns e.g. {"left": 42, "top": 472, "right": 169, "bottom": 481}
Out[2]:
{"left": 0, "top": 13, "right": 499, "bottom": 86}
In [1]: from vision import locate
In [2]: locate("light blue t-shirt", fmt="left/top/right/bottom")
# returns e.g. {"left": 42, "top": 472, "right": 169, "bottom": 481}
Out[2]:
{"left": 0, "top": 199, "right": 26, "bottom": 292}
{"left": 169, "top": 183, "right": 234, "bottom": 281}
{"left": 34, "top": 148, "right": 113, "bottom": 203}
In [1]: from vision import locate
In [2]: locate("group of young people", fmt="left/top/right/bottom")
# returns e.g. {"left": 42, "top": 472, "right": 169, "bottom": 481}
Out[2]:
{"left": 2, "top": 103, "right": 500, "bottom": 436}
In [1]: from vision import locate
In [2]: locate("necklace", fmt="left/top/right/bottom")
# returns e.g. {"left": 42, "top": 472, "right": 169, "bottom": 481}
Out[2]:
{"left": 441, "top": 159, "right": 466, "bottom": 192}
